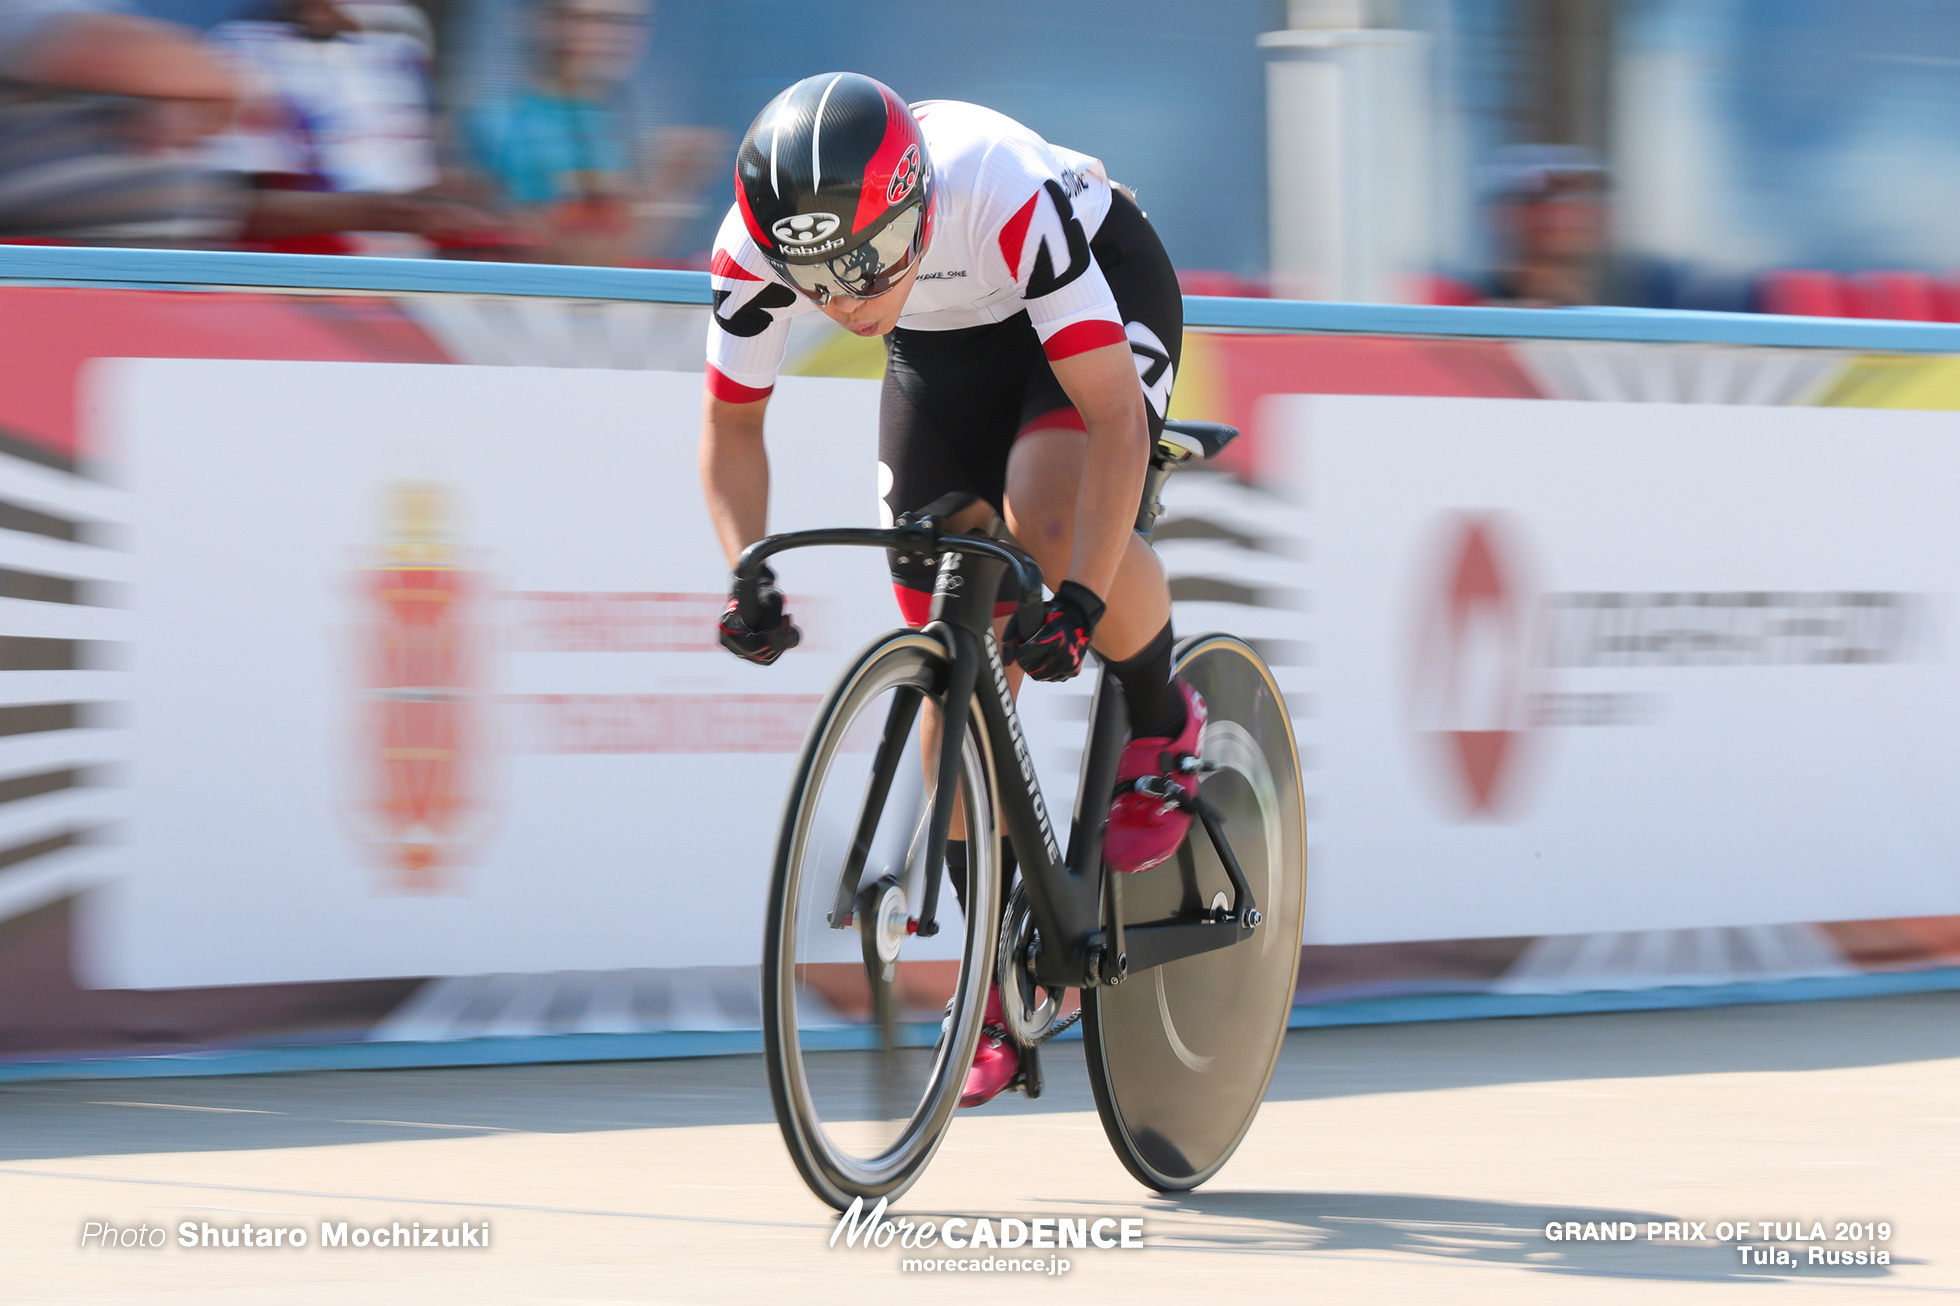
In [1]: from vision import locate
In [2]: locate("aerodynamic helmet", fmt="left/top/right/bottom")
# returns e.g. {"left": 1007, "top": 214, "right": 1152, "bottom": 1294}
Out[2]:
{"left": 735, "top": 72, "right": 934, "bottom": 302}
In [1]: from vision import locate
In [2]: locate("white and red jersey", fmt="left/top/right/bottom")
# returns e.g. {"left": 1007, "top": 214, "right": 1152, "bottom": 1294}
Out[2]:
{"left": 705, "top": 100, "right": 1125, "bottom": 403}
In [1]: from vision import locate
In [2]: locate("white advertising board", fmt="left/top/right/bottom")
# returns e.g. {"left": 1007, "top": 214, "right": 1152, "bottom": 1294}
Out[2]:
{"left": 83, "top": 370, "right": 1959, "bottom": 983}
{"left": 78, "top": 360, "right": 1090, "bottom": 988}
{"left": 1293, "top": 394, "right": 1960, "bottom": 944}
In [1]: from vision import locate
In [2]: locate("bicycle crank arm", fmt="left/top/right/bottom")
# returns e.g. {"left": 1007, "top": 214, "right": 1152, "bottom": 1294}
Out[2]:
{"left": 1107, "top": 914, "right": 1256, "bottom": 976}
{"left": 1191, "top": 792, "right": 1260, "bottom": 925}
{"left": 1072, "top": 792, "right": 1263, "bottom": 983}
{"left": 1117, "top": 776, "right": 1259, "bottom": 925}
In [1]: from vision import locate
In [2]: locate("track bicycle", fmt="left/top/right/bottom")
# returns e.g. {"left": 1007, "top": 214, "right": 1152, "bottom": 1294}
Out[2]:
{"left": 738, "top": 419, "right": 1306, "bottom": 1210}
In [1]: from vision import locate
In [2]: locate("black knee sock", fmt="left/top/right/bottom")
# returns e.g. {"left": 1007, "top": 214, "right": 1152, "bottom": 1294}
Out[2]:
{"left": 944, "top": 839, "right": 968, "bottom": 918}
{"left": 1107, "top": 622, "right": 1185, "bottom": 740}
{"left": 943, "top": 837, "right": 1018, "bottom": 922}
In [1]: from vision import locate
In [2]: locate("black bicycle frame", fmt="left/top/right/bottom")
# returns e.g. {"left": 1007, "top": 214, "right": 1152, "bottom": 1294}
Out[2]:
{"left": 734, "top": 519, "right": 1257, "bottom": 991}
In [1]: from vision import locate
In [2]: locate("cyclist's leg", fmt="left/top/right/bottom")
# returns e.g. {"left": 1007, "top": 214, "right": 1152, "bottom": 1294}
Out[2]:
{"left": 1004, "top": 432, "right": 1170, "bottom": 659}
{"left": 1006, "top": 434, "right": 1196, "bottom": 781}
{"left": 1003, "top": 188, "right": 1201, "bottom": 871}
{"left": 1004, "top": 184, "right": 1185, "bottom": 670}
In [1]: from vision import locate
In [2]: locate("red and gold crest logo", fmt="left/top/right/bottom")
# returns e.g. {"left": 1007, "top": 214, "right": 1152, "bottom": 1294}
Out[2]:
{"left": 358, "top": 482, "right": 482, "bottom": 891}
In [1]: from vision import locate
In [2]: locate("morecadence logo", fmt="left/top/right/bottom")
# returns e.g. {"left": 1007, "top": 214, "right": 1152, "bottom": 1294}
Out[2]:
{"left": 831, "top": 1196, "right": 1142, "bottom": 1275}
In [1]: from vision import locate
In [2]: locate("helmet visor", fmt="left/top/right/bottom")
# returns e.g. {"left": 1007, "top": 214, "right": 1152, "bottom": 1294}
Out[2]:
{"left": 771, "top": 204, "right": 924, "bottom": 302}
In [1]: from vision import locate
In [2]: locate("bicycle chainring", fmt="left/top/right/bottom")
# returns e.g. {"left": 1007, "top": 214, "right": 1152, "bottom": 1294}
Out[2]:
{"left": 996, "top": 883, "right": 1075, "bottom": 1045}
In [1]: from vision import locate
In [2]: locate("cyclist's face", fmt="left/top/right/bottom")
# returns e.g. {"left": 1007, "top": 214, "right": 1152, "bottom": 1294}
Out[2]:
{"left": 818, "top": 261, "right": 921, "bottom": 337}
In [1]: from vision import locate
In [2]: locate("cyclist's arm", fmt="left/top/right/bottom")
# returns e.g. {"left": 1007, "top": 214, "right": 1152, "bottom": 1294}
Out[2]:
{"left": 700, "top": 205, "right": 807, "bottom": 567}
{"left": 1049, "top": 342, "right": 1151, "bottom": 599}
{"left": 982, "top": 163, "right": 1147, "bottom": 600}
{"left": 699, "top": 392, "right": 771, "bottom": 568}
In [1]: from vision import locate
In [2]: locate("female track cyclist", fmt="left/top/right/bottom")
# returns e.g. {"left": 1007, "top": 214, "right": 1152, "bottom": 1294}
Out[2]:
{"left": 701, "top": 72, "right": 1204, "bottom": 1107}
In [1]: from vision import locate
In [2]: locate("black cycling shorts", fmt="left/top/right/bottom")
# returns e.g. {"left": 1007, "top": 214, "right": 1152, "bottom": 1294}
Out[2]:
{"left": 878, "top": 188, "right": 1181, "bottom": 619}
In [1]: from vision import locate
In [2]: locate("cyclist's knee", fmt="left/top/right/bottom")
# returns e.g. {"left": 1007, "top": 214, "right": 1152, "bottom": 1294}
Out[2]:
{"left": 1001, "top": 504, "right": 1072, "bottom": 587}
{"left": 1004, "top": 455, "right": 1082, "bottom": 581}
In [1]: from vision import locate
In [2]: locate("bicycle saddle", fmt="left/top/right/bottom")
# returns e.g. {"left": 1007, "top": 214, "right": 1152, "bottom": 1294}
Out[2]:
{"left": 1158, "top": 419, "right": 1241, "bottom": 464}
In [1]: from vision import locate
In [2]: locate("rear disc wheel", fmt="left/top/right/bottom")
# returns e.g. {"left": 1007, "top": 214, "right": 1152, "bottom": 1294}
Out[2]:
{"left": 1082, "top": 634, "right": 1306, "bottom": 1191}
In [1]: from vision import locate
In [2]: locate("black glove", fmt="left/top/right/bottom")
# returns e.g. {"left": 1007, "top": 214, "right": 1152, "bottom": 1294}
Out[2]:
{"left": 1014, "top": 580, "right": 1104, "bottom": 682}
{"left": 719, "top": 565, "right": 802, "bottom": 666}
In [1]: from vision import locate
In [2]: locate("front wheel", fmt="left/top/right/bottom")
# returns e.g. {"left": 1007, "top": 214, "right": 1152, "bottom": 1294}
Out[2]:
{"left": 762, "top": 629, "right": 1001, "bottom": 1210}
{"left": 1083, "top": 634, "right": 1307, "bottom": 1192}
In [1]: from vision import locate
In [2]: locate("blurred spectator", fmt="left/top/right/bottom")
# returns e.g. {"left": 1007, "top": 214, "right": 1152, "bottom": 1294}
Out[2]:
{"left": 210, "top": 0, "right": 498, "bottom": 254}
{"left": 461, "top": 0, "right": 716, "bottom": 266}
{"left": 1480, "top": 144, "right": 1608, "bottom": 307}
{"left": 0, "top": 0, "right": 491, "bottom": 250}
{"left": 0, "top": 0, "right": 245, "bottom": 244}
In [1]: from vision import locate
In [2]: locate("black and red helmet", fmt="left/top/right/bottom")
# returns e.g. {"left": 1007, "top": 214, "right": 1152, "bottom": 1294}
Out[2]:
{"left": 735, "top": 72, "right": 934, "bottom": 302}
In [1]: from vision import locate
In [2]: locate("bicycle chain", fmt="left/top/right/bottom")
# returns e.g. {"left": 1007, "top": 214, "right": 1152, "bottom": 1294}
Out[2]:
{"left": 1025, "top": 1005, "right": 1081, "bottom": 1046}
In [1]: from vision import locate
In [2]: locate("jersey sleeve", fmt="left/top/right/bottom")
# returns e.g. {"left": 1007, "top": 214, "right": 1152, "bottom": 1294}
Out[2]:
{"left": 704, "top": 206, "right": 811, "bottom": 403}
{"left": 978, "top": 144, "right": 1127, "bottom": 363}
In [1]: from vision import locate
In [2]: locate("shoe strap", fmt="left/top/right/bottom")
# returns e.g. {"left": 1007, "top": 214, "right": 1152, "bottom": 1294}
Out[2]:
{"left": 1117, "top": 766, "right": 1197, "bottom": 803}
{"left": 1158, "top": 746, "right": 1199, "bottom": 774}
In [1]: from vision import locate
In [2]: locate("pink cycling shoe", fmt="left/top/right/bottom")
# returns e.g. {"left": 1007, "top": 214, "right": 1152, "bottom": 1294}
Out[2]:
{"left": 960, "top": 985, "right": 1019, "bottom": 1108}
{"left": 1105, "top": 681, "right": 1208, "bottom": 874}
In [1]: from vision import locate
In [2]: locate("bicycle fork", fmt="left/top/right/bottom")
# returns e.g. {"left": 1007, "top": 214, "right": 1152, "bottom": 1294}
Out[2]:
{"left": 821, "top": 544, "right": 999, "bottom": 940}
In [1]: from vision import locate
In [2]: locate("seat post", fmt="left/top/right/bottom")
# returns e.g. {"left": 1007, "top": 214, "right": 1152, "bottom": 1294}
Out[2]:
{"left": 1138, "top": 419, "right": 1237, "bottom": 540}
{"left": 1135, "top": 458, "right": 1173, "bottom": 540}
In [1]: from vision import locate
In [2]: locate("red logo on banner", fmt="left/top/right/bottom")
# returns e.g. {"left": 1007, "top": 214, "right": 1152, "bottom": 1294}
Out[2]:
{"left": 357, "top": 482, "right": 484, "bottom": 891}
{"left": 1407, "top": 512, "right": 1543, "bottom": 820}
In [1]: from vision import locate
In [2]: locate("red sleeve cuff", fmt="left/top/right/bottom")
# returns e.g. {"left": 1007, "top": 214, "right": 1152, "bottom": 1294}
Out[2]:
{"left": 706, "top": 363, "right": 774, "bottom": 404}
{"left": 1040, "top": 318, "right": 1129, "bottom": 362}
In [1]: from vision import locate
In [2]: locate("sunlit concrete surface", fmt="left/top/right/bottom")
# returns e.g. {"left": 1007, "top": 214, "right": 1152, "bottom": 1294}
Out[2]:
{"left": 2, "top": 991, "right": 1955, "bottom": 1304}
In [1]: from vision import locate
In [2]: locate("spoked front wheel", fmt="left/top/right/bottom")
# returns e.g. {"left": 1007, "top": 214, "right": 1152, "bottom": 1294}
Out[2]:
{"left": 762, "top": 630, "right": 1000, "bottom": 1210}
{"left": 1083, "top": 634, "right": 1307, "bottom": 1191}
